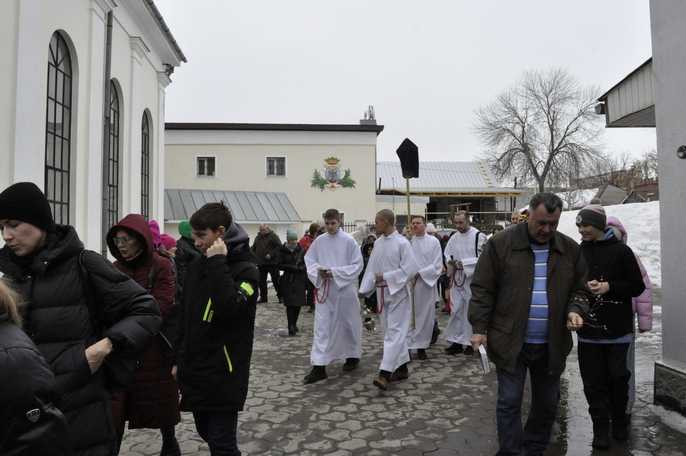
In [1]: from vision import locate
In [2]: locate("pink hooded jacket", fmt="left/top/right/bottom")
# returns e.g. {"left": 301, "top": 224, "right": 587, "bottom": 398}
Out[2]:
{"left": 606, "top": 216, "right": 653, "bottom": 332}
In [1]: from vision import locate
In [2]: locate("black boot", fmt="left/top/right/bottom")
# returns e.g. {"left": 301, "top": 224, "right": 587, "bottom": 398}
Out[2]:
{"left": 288, "top": 325, "right": 296, "bottom": 336}
{"left": 592, "top": 420, "right": 611, "bottom": 449}
{"left": 417, "top": 349, "right": 428, "bottom": 360}
{"left": 304, "top": 366, "right": 327, "bottom": 384}
{"left": 463, "top": 345, "right": 475, "bottom": 356}
{"left": 342, "top": 358, "right": 360, "bottom": 372}
{"left": 391, "top": 363, "right": 410, "bottom": 382}
{"left": 445, "top": 343, "right": 463, "bottom": 355}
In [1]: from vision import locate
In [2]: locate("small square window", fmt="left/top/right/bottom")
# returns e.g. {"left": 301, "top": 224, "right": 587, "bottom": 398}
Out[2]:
{"left": 197, "top": 157, "right": 215, "bottom": 177}
{"left": 266, "top": 157, "right": 286, "bottom": 177}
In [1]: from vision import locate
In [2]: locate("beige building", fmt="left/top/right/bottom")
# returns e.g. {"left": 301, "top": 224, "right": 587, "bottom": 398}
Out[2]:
{"left": 164, "top": 122, "right": 384, "bottom": 241}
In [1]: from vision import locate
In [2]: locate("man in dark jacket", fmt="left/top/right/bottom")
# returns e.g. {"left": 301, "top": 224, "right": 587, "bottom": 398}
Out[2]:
{"left": 251, "top": 224, "right": 282, "bottom": 303}
{"left": 0, "top": 182, "right": 161, "bottom": 456}
{"left": 575, "top": 205, "right": 645, "bottom": 449}
{"left": 173, "top": 202, "right": 258, "bottom": 456}
{"left": 469, "top": 193, "right": 589, "bottom": 456}
{"left": 175, "top": 220, "right": 202, "bottom": 304}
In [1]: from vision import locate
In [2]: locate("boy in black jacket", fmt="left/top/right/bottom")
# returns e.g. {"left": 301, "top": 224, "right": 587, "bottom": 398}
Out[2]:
{"left": 575, "top": 205, "right": 645, "bottom": 450}
{"left": 173, "top": 202, "right": 259, "bottom": 456}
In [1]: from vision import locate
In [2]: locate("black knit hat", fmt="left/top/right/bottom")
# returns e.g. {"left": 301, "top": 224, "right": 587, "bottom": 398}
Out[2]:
{"left": 0, "top": 182, "right": 54, "bottom": 231}
{"left": 576, "top": 204, "right": 606, "bottom": 231}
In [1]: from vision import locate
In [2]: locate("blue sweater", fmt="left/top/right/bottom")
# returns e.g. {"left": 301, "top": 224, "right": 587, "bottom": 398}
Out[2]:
{"left": 526, "top": 244, "right": 549, "bottom": 344}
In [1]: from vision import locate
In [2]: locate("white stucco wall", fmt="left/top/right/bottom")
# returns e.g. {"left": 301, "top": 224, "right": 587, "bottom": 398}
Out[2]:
{"left": 165, "top": 129, "right": 379, "bottom": 225}
{"left": 0, "top": 0, "right": 179, "bottom": 250}
{"left": 650, "top": 0, "right": 686, "bottom": 371}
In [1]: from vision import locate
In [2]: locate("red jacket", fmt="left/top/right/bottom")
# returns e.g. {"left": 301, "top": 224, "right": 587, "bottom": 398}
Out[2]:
{"left": 107, "top": 214, "right": 175, "bottom": 318}
{"left": 298, "top": 233, "right": 315, "bottom": 252}
{"left": 106, "top": 214, "right": 180, "bottom": 429}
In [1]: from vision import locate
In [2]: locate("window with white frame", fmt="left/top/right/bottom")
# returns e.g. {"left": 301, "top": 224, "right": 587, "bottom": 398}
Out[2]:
{"left": 266, "top": 157, "right": 286, "bottom": 177}
{"left": 197, "top": 156, "right": 216, "bottom": 177}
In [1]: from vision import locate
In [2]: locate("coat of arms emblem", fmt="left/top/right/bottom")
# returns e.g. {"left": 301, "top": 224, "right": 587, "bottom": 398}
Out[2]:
{"left": 311, "top": 157, "right": 356, "bottom": 191}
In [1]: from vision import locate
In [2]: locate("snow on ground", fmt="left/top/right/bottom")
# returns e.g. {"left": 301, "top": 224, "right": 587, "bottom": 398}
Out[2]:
{"left": 557, "top": 201, "right": 661, "bottom": 287}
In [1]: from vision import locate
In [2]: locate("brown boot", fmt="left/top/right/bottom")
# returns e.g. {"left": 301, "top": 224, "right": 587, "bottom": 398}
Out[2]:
{"left": 373, "top": 375, "right": 389, "bottom": 390}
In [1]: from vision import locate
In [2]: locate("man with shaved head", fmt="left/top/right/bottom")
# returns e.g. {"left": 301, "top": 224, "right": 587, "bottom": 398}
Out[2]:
{"left": 360, "top": 210, "right": 418, "bottom": 390}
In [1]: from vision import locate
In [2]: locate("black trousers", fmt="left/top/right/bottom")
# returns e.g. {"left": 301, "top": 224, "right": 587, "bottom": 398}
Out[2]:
{"left": 286, "top": 306, "right": 301, "bottom": 328}
{"left": 258, "top": 265, "right": 280, "bottom": 301}
{"left": 578, "top": 342, "right": 631, "bottom": 423}
{"left": 305, "top": 282, "right": 315, "bottom": 309}
{"left": 192, "top": 410, "right": 240, "bottom": 456}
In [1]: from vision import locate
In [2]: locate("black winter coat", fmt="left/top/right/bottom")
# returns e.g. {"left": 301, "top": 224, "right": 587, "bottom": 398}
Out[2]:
{"left": 251, "top": 231, "right": 282, "bottom": 265}
{"left": 0, "top": 225, "right": 161, "bottom": 456}
{"left": 176, "top": 225, "right": 259, "bottom": 412}
{"left": 0, "top": 314, "right": 70, "bottom": 456}
{"left": 175, "top": 236, "right": 202, "bottom": 305}
{"left": 578, "top": 232, "right": 646, "bottom": 340}
{"left": 276, "top": 244, "right": 307, "bottom": 307}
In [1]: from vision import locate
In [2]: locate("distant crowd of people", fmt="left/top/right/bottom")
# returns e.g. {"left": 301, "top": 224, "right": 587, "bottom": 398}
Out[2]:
{"left": 0, "top": 181, "right": 652, "bottom": 456}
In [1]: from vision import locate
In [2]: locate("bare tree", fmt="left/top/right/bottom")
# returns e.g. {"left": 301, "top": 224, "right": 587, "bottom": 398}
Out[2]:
{"left": 475, "top": 69, "right": 604, "bottom": 192}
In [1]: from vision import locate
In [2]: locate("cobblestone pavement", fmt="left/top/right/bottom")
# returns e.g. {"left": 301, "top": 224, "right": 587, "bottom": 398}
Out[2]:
{"left": 121, "top": 295, "right": 686, "bottom": 456}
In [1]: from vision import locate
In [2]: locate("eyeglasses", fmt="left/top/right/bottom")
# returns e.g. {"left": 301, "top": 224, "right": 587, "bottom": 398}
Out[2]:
{"left": 113, "top": 236, "right": 134, "bottom": 246}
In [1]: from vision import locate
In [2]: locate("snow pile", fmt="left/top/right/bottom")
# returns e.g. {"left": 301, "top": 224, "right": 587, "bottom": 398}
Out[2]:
{"left": 557, "top": 201, "right": 661, "bottom": 287}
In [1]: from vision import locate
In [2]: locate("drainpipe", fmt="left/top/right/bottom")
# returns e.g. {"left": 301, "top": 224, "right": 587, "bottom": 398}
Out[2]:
{"left": 101, "top": 11, "right": 113, "bottom": 255}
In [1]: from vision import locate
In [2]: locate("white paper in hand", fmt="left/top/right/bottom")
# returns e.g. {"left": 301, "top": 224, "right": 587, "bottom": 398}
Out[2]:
{"left": 479, "top": 345, "right": 491, "bottom": 374}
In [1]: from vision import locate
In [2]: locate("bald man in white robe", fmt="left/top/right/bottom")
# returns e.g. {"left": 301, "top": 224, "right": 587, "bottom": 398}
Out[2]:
{"left": 360, "top": 210, "right": 418, "bottom": 390}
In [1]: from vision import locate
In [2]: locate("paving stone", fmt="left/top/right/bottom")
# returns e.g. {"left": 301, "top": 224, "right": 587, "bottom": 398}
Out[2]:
{"left": 118, "top": 295, "right": 686, "bottom": 456}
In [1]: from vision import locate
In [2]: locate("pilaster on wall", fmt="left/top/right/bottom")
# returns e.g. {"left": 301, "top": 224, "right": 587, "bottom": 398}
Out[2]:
{"left": 155, "top": 71, "right": 170, "bottom": 229}
{"left": 81, "top": 0, "right": 109, "bottom": 251}
{"left": 125, "top": 36, "right": 150, "bottom": 214}
{"left": 13, "top": 0, "right": 45, "bottom": 184}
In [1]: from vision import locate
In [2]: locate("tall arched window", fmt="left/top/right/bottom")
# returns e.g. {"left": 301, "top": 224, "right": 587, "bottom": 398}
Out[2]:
{"left": 106, "top": 80, "right": 120, "bottom": 230}
{"left": 141, "top": 112, "right": 151, "bottom": 220}
{"left": 45, "top": 32, "right": 73, "bottom": 225}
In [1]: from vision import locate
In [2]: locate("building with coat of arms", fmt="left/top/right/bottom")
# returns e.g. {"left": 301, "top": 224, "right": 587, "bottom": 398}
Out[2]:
{"left": 164, "top": 120, "right": 383, "bottom": 240}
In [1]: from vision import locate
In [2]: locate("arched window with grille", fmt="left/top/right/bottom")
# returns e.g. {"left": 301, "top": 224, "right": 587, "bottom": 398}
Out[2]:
{"left": 141, "top": 112, "right": 151, "bottom": 220}
{"left": 45, "top": 32, "right": 74, "bottom": 225}
{"left": 106, "top": 80, "right": 121, "bottom": 230}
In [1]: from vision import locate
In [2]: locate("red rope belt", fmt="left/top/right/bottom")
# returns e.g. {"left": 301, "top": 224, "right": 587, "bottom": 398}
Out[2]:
{"left": 315, "top": 277, "right": 331, "bottom": 304}
{"left": 376, "top": 281, "right": 388, "bottom": 314}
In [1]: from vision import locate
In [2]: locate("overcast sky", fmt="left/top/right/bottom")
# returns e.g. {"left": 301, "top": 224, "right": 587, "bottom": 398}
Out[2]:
{"left": 155, "top": 0, "right": 656, "bottom": 162}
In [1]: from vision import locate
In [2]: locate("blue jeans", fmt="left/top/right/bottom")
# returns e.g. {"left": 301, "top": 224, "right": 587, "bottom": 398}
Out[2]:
{"left": 192, "top": 410, "right": 241, "bottom": 456}
{"left": 496, "top": 344, "right": 560, "bottom": 456}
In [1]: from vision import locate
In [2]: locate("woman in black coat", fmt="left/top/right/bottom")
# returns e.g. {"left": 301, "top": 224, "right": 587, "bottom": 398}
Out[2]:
{"left": 0, "top": 279, "right": 70, "bottom": 456}
{"left": 0, "top": 182, "right": 161, "bottom": 456}
{"left": 277, "top": 230, "right": 307, "bottom": 336}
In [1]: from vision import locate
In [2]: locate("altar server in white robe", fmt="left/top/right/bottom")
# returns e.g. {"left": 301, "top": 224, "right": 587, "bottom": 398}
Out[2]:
{"left": 303, "top": 208, "right": 364, "bottom": 384}
{"left": 360, "top": 210, "right": 418, "bottom": 390}
{"left": 443, "top": 210, "right": 488, "bottom": 356}
{"left": 407, "top": 216, "right": 443, "bottom": 360}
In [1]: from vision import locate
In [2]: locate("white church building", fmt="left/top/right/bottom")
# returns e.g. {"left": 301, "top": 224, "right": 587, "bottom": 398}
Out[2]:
{"left": 0, "top": 0, "right": 185, "bottom": 254}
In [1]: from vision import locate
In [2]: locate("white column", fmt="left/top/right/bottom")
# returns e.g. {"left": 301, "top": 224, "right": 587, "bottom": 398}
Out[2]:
{"left": 650, "top": 0, "right": 686, "bottom": 413}
{"left": 80, "top": 0, "right": 110, "bottom": 250}
{"left": 126, "top": 37, "right": 148, "bottom": 214}
{"left": 155, "top": 72, "right": 171, "bottom": 229}
{"left": 12, "top": 0, "right": 46, "bottom": 184}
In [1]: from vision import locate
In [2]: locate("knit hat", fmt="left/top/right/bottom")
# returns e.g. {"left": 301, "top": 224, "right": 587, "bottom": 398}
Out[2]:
{"left": 286, "top": 229, "right": 298, "bottom": 241}
{"left": 0, "top": 182, "right": 54, "bottom": 231}
{"left": 576, "top": 204, "right": 606, "bottom": 231}
{"left": 148, "top": 220, "right": 161, "bottom": 249}
{"left": 160, "top": 233, "right": 177, "bottom": 251}
{"left": 178, "top": 220, "right": 192, "bottom": 240}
